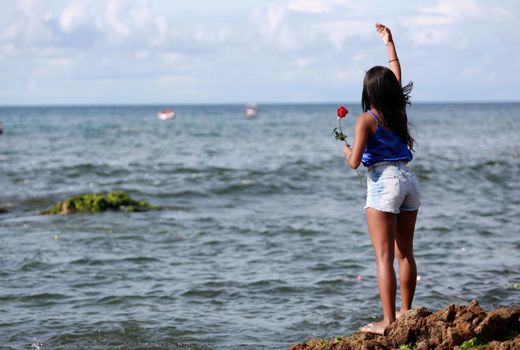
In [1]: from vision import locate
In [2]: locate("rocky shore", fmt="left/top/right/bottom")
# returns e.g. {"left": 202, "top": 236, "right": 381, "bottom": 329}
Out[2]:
{"left": 290, "top": 300, "right": 519, "bottom": 350}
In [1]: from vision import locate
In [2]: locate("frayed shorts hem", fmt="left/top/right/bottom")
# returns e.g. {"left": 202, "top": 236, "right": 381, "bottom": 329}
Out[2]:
{"left": 364, "top": 205, "right": 420, "bottom": 214}
{"left": 364, "top": 205, "right": 400, "bottom": 214}
{"left": 400, "top": 206, "right": 420, "bottom": 212}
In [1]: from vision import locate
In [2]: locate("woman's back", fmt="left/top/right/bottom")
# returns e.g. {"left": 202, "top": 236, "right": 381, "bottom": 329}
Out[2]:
{"left": 362, "top": 110, "right": 413, "bottom": 167}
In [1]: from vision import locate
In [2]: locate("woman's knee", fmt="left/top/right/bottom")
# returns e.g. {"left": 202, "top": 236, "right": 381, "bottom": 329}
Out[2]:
{"left": 396, "top": 251, "right": 415, "bottom": 264}
{"left": 395, "top": 239, "right": 414, "bottom": 261}
{"left": 375, "top": 250, "right": 395, "bottom": 266}
{"left": 396, "top": 249, "right": 406, "bottom": 261}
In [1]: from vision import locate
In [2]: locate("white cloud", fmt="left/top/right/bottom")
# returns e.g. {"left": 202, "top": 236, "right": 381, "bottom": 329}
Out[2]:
{"left": 334, "top": 67, "right": 363, "bottom": 83}
{"left": 287, "top": 0, "right": 352, "bottom": 14}
{"left": 4, "top": 0, "right": 169, "bottom": 50}
{"left": 158, "top": 73, "right": 202, "bottom": 88}
{"left": 264, "top": 3, "right": 287, "bottom": 31}
{"left": 312, "top": 20, "right": 368, "bottom": 49}
{"left": 352, "top": 53, "right": 369, "bottom": 63}
{"left": 259, "top": 0, "right": 354, "bottom": 32}
{"left": 462, "top": 57, "right": 497, "bottom": 83}
{"left": 409, "top": 15, "right": 454, "bottom": 27}
{"left": 134, "top": 50, "right": 149, "bottom": 61}
{"left": 409, "top": 27, "right": 450, "bottom": 47}
{"left": 105, "top": 1, "right": 133, "bottom": 36}
{"left": 59, "top": 1, "right": 91, "bottom": 32}
{"left": 288, "top": 0, "right": 334, "bottom": 14}
{"left": 0, "top": 0, "right": 518, "bottom": 104}
{"left": 405, "top": 0, "right": 483, "bottom": 47}
{"left": 0, "top": 0, "right": 54, "bottom": 46}
{"left": 28, "top": 79, "right": 36, "bottom": 92}
{"left": 422, "top": 0, "right": 479, "bottom": 18}
{"left": 293, "top": 57, "right": 315, "bottom": 69}
{"left": 406, "top": 0, "right": 514, "bottom": 49}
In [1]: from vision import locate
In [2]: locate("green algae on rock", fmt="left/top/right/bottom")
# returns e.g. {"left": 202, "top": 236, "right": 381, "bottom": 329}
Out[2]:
{"left": 41, "top": 191, "right": 156, "bottom": 215}
{"left": 290, "top": 300, "right": 520, "bottom": 350}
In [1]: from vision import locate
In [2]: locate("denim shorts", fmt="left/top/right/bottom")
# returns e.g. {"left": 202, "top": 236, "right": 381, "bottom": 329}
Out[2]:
{"left": 365, "top": 161, "right": 421, "bottom": 214}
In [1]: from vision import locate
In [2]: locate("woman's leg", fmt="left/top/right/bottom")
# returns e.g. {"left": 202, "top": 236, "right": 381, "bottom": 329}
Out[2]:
{"left": 362, "top": 208, "right": 397, "bottom": 334}
{"left": 395, "top": 210, "right": 418, "bottom": 315}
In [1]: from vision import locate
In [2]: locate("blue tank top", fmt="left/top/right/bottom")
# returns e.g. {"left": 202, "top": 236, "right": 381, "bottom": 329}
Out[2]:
{"left": 361, "top": 110, "right": 413, "bottom": 167}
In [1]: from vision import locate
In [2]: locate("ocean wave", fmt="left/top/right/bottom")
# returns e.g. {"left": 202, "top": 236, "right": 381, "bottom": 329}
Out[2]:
{"left": 45, "top": 325, "right": 210, "bottom": 350}
{"left": 18, "top": 292, "right": 69, "bottom": 303}
{"left": 19, "top": 260, "right": 55, "bottom": 272}
{"left": 181, "top": 288, "right": 224, "bottom": 298}
{"left": 52, "top": 163, "right": 132, "bottom": 178}
{"left": 68, "top": 256, "right": 161, "bottom": 266}
{"left": 94, "top": 294, "right": 151, "bottom": 305}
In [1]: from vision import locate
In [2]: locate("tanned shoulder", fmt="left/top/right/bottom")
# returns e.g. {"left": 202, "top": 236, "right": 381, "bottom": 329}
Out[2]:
{"left": 357, "top": 111, "right": 378, "bottom": 134}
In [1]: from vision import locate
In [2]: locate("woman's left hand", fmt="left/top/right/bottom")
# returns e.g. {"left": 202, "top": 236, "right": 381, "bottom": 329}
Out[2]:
{"left": 343, "top": 143, "right": 352, "bottom": 160}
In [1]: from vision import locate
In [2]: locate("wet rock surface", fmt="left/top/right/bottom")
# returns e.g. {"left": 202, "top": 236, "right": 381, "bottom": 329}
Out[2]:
{"left": 290, "top": 300, "right": 519, "bottom": 350}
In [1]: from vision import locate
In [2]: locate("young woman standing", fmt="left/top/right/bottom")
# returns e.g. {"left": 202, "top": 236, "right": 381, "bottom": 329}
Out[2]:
{"left": 343, "top": 23, "right": 421, "bottom": 335}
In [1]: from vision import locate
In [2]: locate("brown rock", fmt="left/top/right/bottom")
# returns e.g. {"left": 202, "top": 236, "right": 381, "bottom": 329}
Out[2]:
{"left": 445, "top": 328, "right": 467, "bottom": 346}
{"left": 502, "top": 333, "right": 520, "bottom": 349}
{"left": 474, "top": 307, "right": 520, "bottom": 341}
{"left": 415, "top": 339, "right": 430, "bottom": 350}
{"left": 438, "top": 340, "right": 454, "bottom": 350}
{"left": 290, "top": 302, "right": 519, "bottom": 350}
{"left": 454, "top": 300, "right": 487, "bottom": 325}
{"left": 481, "top": 334, "right": 520, "bottom": 349}
{"left": 433, "top": 304, "right": 456, "bottom": 322}
{"left": 423, "top": 323, "right": 444, "bottom": 348}
{"left": 344, "top": 332, "right": 386, "bottom": 350}
{"left": 386, "top": 306, "right": 432, "bottom": 347}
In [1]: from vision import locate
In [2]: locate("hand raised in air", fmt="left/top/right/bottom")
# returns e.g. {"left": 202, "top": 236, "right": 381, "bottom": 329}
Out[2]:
{"left": 375, "top": 22, "right": 393, "bottom": 45}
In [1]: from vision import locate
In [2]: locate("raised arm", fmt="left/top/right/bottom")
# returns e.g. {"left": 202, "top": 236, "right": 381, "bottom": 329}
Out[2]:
{"left": 375, "top": 22, "right": 401, "bottom": 85}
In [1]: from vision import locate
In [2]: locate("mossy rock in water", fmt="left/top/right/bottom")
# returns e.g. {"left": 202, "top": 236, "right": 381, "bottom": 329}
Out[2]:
{"left": 41, "top": 191, "right": 156, "bottom": 215}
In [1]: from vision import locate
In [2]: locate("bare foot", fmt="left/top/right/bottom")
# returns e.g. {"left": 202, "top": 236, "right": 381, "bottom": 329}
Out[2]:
{"left": 359, "top": 320, "right": 389, "bottom": 335}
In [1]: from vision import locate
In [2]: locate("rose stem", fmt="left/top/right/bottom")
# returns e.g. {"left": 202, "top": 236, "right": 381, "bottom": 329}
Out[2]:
{"left": 341, "top": 122, "right": 363, "bottom": 185}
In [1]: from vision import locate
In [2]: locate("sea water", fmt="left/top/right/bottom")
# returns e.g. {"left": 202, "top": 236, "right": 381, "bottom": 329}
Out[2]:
{"left": 0, "top": 103, "right": 519, "bottom": 349}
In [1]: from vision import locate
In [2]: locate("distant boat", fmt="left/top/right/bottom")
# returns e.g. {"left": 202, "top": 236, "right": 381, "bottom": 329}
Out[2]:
{"left": 157, "top": 108, "right": 176, "bottom": 120}
{"left": 0, "top": 122, "right": 3, "bottom": 135}
{"left": 244, "top": 105, "right": 257, "bottom": 119}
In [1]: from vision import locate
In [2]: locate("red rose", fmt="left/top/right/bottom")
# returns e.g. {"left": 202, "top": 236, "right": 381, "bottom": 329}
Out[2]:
{"left": 337, "top": 106, "right": 348, "bottom": 118}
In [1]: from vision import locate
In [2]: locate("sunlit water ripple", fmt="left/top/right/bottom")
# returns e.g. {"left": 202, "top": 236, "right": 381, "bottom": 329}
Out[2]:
{"left": 0, "top": 103, "right": 519, "bottom": 349}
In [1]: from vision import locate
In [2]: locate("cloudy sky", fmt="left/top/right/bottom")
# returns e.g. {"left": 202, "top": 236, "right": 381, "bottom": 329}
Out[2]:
{"left": 1, "top": 0, "right": 519, "bottom": 105}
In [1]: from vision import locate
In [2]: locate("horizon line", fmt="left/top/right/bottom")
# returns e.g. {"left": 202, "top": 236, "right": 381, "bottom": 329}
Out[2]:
{"left": 0, "top": 100, "right": 519, "bottom": 108}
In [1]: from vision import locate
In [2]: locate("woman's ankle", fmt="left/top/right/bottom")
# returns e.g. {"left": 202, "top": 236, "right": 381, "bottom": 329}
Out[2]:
{"left": 383, "top": 315, "right": 396, "bottom": 324}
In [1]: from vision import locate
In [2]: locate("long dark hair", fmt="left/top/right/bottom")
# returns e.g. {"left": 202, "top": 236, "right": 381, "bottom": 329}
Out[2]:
{"left": 361, "top": 66, "right": 415, "bottom": 150}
